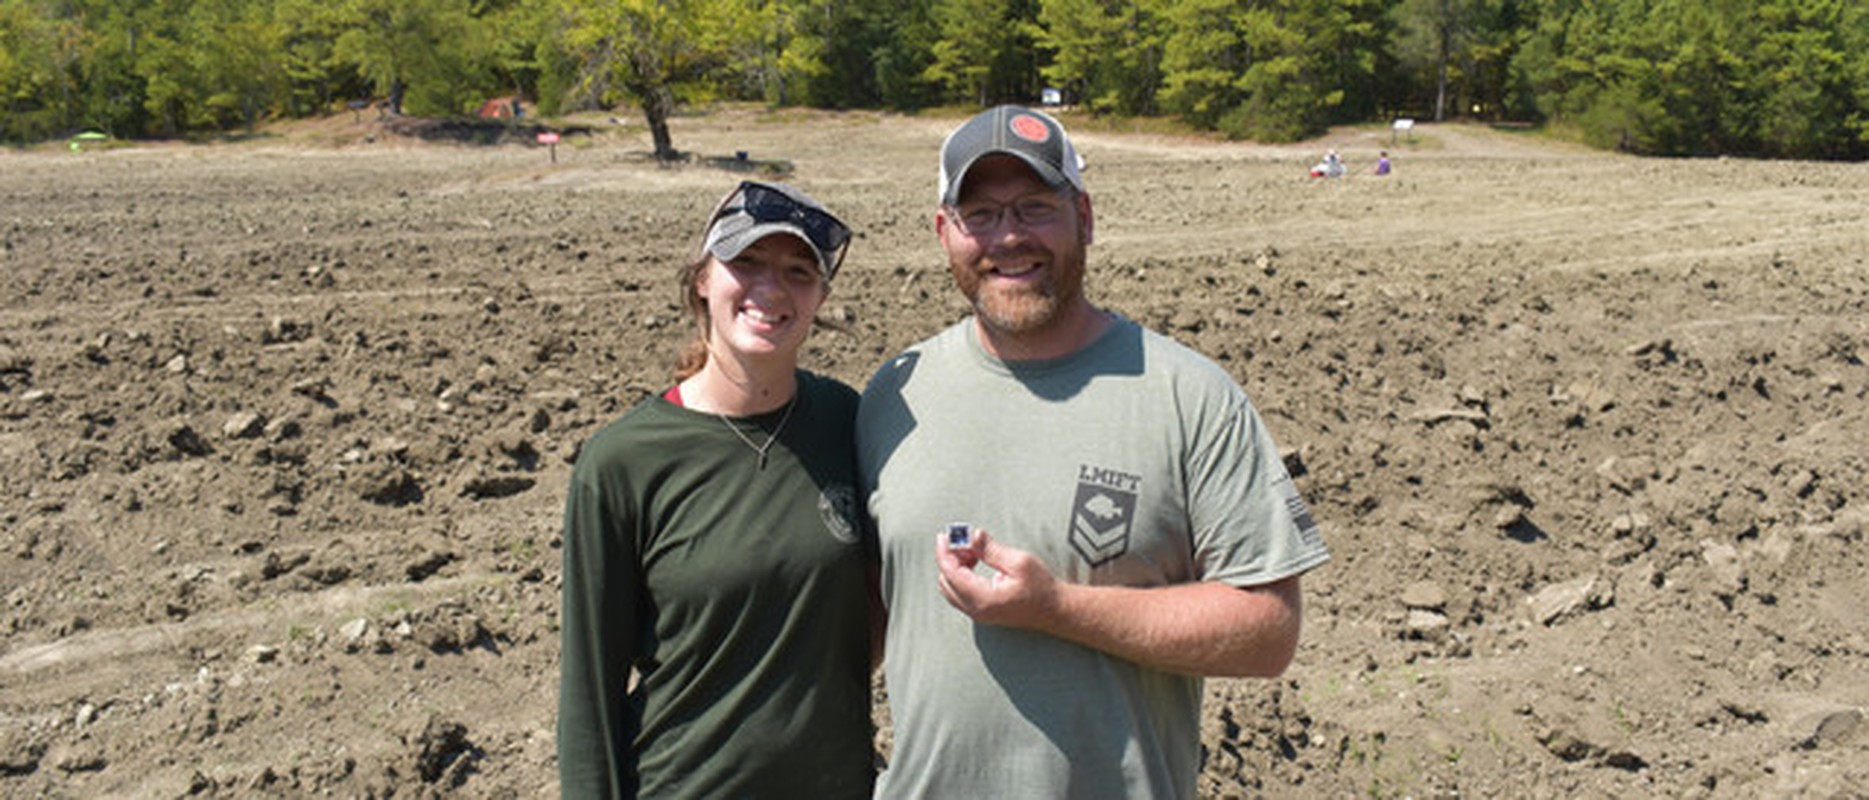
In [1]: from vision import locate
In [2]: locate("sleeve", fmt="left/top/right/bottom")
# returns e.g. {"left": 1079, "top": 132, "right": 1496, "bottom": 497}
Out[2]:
{"left": 558, "top": 457, "right": 639, "bottom": 799}
{"left": 1185, "top": 389, "right": 1329, "bottom": 588}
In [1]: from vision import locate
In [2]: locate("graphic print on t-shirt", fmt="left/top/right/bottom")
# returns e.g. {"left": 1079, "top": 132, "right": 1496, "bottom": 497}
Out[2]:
{"left": 818, "top": 484, "right": 859, "bottom": 544}
{"left": 1070, "top": 464, "right": 1140, "bottom": 567}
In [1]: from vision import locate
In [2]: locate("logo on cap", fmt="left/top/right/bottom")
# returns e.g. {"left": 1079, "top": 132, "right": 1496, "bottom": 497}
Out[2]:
{"left": 1010, "top": 114, "right": 1051, "bottom": 144}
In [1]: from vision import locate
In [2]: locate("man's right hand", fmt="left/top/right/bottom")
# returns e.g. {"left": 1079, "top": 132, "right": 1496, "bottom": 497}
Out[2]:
{"left": 934, "top": 529, "right": 1062, "bottom": 630}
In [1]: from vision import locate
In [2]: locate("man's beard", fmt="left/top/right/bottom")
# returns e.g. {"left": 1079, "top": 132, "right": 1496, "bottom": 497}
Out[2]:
{"left": 961, "top": 240, "right": 1086, "bottom": 338}
{"left": 976, "top": 282, "right": 1061, "bottom": 334}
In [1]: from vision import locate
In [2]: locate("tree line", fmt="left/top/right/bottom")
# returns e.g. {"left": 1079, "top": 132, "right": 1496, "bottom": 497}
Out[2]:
{"left": 4, "top": 0, "right": 1866, "bottom": 160}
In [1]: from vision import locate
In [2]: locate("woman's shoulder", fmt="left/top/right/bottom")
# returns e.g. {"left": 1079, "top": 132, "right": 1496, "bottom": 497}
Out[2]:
{"left": 574, "top": 395, "right": 690, "bottom": 467}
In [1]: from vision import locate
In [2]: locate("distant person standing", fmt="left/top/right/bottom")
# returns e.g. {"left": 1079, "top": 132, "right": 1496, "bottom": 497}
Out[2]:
{"left": 1374, "top": 151, "right": 1392, "bottom": 176}
{"left": 857, "top": 105, "right": 1330, "bottom": 798}
{"left": 558, "top": 180, "right": 873, "bottom": 799}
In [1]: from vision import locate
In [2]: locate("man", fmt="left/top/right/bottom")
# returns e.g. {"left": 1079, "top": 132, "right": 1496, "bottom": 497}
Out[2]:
{"left": 855, "top": 105, "right": 1330, "bottom": 798}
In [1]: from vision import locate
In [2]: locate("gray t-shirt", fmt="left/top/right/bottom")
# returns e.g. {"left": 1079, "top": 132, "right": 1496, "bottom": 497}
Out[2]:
{"left": 856, "top": 316, "right": 1329, "bottom": 799}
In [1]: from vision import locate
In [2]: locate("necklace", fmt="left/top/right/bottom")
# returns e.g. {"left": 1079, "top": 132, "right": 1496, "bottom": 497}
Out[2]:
{"left": 713, "top": 394, "right": 798, "bottom": 469}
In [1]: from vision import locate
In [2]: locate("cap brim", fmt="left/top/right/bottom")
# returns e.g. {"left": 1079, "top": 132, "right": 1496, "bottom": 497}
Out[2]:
{"left": 706, "top": 219, "right": 832, "bottom": 278}
{"left": 944, "top": 151, "right": 1071, "bottom": 205}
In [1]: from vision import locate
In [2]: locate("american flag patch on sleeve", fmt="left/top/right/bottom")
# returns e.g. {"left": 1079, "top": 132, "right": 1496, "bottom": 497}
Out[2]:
{"left": 1286, "top": 493, "right": 1322, "bottom": 548}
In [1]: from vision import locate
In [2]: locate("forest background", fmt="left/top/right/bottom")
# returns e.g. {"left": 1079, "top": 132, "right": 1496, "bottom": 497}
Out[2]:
{"left": 4, "top": 0, "right": 1868, "bottom": 160}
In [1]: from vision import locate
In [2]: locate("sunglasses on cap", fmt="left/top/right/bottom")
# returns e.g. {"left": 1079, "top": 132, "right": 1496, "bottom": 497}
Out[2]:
{"left": 712, "top": 181, "right": 853, "bottom": 275}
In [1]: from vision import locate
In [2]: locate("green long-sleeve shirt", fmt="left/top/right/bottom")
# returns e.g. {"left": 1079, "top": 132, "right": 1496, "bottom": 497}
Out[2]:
{"left": 558, "top": 372, "right": 874, "bottom": 799}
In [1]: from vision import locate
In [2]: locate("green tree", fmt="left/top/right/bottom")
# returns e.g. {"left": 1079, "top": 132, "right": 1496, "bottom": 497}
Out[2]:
{"left": 871, "top": 0, "right": 941, "bottom": 109}
{"left": 332, "top": 0, "right": 494, "bottom": 116}
{"left": 76, "top": 1, "right": 154, "bottom": 137}
{"left": 729, "top": 0, "right": 828, "bottom": 106}
{"left": 0, "top": 0, "right": 62, "bottom": 140}
{"left": 762, "top": 0, "right": 913, "bottom": 109}
{"left": 1035, "top": 0, "right": 1166, "bottom": 114}
{"left": 1640, "top": 0, "right": 1745, "bottom": 154}
{"left": 1512, "top": 0, "right": 1869, "bottom": 158}
{"left": 1325, "top": 0, "right": 1394, "bottom": 124}
{"left": 131, "top": 0, "right": 195, "bottom": 135}
{"left": 483, "top": 0, "right": 553, "bottom": 110}
{"left": 124, "top": 0, "right": 286, "bottom": 134}
{"left": 1156, "top": 0, "right": 1367, "bottom": 141}
{"left": 552, "top": 0, "right": 755, "bottom": 158}
{"left": 1574, "top": 76, "right": 1660, "bottom": 151}
{"left": 1750, "top": 0, "right": 1865, "bottom": 158}
{"left": 1230, "top": 0, "right": 1349, "bottom": 141}
{"left": 1394, "top": 0, "right": 1514, "bottom": 120}
{"left": 1157, "top": 0, "right": 1246, "bottom": 127}
{"left": 925, "top": 0, "right": 1040, "bottom": 105}
{"left": 804, "top": 0, "right": 925, "bottom": 108}
{"left": 48, "top": 1, "right": 100, "bottom": 136}
{"left": 926, "top": 0, "right": 1001, "bottom": 104}
{"left": 1845, "top": 0, "right": 1869, "bottom": 154}
{"left": 196, "top": 0, "right": 288, "bottom": 130}
{"left": 1513, "top": 0, "right": 1633, "bottom": 122}
{"left": 276, "top": 0, "right": 366, "bottom": 117}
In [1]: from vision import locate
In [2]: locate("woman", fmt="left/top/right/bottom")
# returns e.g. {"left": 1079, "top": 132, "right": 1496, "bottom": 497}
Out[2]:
{"left": 558, "top": 180, "right": 872, "bottom": 798}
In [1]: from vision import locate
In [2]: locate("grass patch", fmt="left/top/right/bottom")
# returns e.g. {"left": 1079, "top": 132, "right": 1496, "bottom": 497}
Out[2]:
{"left": 496, "top": 536, "right": 539, "bottom": 560}
{"left": 1051, "top": 110, "right": 1218, "bottom": 140}
{"left": 372, "top": 597, "right": 415, "bottom": 618}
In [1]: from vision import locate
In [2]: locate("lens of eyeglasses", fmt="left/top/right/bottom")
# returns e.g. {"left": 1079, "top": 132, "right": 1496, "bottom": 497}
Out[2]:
{"left": 953, "top": 196, "right": 1064, "bottom": 233}
{"left": 737, "top": 183, "right": 851, "bottom": 256}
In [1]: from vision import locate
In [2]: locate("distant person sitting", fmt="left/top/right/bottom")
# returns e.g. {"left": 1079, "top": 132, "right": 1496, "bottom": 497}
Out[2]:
{"left": 1374, "top": 151, "right": 1392, "bottom": 176}
{"left": 1310, "top": 149, "right": 1345, "bottom": 178}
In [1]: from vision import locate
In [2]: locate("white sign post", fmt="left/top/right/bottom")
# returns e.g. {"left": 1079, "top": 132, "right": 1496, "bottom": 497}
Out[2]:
{"left": 1391, "top": 118, "right": 1415, "bottom": 145}
{"left": 537, "top": 131, "right": 561, "bottom": 163}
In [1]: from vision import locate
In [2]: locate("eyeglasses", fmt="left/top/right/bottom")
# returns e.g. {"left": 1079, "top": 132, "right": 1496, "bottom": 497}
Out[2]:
{"left": 716, "top": 181, "right": 852, "bottom": 272}
{"left": 945, "top": 193, "right": 1071, "bottom": 235}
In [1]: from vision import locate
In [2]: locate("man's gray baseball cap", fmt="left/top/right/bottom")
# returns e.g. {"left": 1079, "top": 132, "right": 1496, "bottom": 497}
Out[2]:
{"left": 938, "top": 105, "right": 1087, "bottom": 205}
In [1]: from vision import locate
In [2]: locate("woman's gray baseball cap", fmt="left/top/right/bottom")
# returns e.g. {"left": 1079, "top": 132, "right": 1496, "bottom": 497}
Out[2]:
{"left": 702, "top": 180, "right": 851, "bottom": 281}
